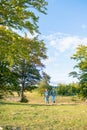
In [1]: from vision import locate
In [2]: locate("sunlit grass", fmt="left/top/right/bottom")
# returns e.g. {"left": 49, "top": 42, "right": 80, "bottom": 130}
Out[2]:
{"left": 0, "top": 91, "right": 87, "bottom": 130}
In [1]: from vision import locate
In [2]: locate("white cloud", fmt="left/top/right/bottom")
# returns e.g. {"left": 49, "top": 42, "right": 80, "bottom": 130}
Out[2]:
{"left": 48, "top": 71, "right": 78, "bottom": 85}
{"left": 42, "top": 32, "right": 87, "bottom": 52}
{"left": 41, "top": 32, "right": 87, "bottom": 84}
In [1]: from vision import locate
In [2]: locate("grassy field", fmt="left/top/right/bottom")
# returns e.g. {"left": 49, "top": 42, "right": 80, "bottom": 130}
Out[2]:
{"left": 0, "top": 91, "right": 87, "bottom": 130}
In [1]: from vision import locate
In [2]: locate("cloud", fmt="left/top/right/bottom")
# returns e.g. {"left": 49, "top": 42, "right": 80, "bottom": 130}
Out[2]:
{"left": 48, "top": 71, "right": 78, "bottom": 84}
{"left": 41, "top": 32, "right": 86, "bottom": 84}
{"left": 41, "top": 32, "right": 87, "bottom": 67}
{"left": 42, "top": 32, "right": 87, "bottom": 52}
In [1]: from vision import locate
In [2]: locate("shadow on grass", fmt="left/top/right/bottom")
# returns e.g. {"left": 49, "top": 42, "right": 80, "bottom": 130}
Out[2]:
{"left": 1, "top": 125, "right": 32, "bottom": 130}
{"left": 0, "top": 101, "right": 78, "bottom": 107}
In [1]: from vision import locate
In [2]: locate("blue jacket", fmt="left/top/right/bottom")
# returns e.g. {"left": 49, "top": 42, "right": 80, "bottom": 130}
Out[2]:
{"left": 50, "top": 90, "right": 56, "bottom": 96}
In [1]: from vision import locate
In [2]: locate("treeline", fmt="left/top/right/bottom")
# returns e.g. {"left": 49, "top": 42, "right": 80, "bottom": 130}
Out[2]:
{"left": 37, "top": 77, "right": 79, "bottom": 96}
{"left": 56, "top": 83, "right": 80, "bottom": 96}
{"left": 37, "top": 76, "right": 87, "bottom": 100}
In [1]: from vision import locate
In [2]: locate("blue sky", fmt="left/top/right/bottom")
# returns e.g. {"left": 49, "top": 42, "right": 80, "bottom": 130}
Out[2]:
{"left": 18, "top": 0, "right": 87, "bottom": 85}
{"left": 36, "top": 0, "right": 87, "bottom": 85}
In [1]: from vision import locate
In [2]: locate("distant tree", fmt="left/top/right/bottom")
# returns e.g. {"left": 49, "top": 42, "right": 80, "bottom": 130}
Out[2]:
{"left": 38, "top": 79, "right": 49, "bottom": 96}
{"left": 57, "top": 83, "right": 67, "bottom": 96}
{"left": 70, "top": 82, "right": 80, "bottom": 95}
{"left": 42, "top": 72, "right": 50, "bottom": 84}
{"left": 38, "top": 72, "right": 51, "bottom": 95}
{"left": 57, "top": 82, "right": 80, "bottom": 96}
{"left": 69, "top": 45, "right": 87, "bottom": 98}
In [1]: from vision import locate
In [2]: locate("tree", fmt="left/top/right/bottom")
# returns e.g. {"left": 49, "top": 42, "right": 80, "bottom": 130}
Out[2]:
{"left": 0, "top": 60, "right": 19, "bottom": 99}
{"left": 0, "top": 28, "right": 47, "bottom": 100}
{"left": 38, "top": 79, "right": 49, "bottom": 96}
{"left": 69, "top": 45, "right": 87, "bottom": 98}
{"left": 42, "top": 72, "right": 50, "bottom": 84}
{"left": 57, "top": 82, "right": 80, "bottom": 96}
{"left": 57, "top": 83, "right": 67, "bottom": 96}
{"left": 0, "top": 0, "right": 48, "bottom": 64}
{"left": 0, "top": 0, "right": 47, "bottom": 33}
{"left": 0, "top": 0, "right": 48, "bottom": 100}
{"left": 0, "top": 26, "right": 23, "bottom": 65}
{"left": 11, "top": 37, "right": 47, "bottom": 101}
{"left": 38, "top": 72, "right": 51, "bottom": 95}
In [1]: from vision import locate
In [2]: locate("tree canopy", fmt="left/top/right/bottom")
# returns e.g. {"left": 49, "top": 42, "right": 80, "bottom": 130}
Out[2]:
{"left": 69, "top": 45, "right": 87, "bottom": 98}
{"left": 0, "top": 0, "right": 48, "bottom": 101}
{"left": 0, "top": 0, "right": 47, "bottom": 33}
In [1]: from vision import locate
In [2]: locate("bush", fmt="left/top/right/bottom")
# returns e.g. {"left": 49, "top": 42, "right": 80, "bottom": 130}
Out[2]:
{"left": 0, "top": 94, "right": 3, "bottom": 99}
{"left": 20, "top": 95, "right": 28, "bottom": 103}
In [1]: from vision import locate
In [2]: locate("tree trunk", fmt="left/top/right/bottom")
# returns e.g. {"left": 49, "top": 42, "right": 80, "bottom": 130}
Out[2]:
{"left": 20, "top": 82, "right": 25, "bottom": 101}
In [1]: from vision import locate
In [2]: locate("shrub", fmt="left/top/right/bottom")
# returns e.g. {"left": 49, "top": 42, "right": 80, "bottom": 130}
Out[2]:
{"left": 20, "top": 95, "right": 28, "bottom": 103}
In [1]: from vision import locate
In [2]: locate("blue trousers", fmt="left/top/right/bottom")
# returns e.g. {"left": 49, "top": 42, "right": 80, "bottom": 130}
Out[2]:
{"left": 45, "top": 96, "right": 49, "bottom": 104}
{"left": 52, "top": 96, "right": 56, "bottom": 103}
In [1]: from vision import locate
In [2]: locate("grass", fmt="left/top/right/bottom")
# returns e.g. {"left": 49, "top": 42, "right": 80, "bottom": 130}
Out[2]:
{"left": 0, "top": 91, "right": 87, "bottom": 130}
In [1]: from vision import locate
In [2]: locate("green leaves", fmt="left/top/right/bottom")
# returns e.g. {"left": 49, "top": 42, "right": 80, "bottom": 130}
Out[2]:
{"left": 0, "top": 0, "right": 48, "bottom": 99}
{"left": 70, "top": 45, "right": 87, "bottom": 98}
{"left": 0, "top": 0, "right": 48, "bottom": 33}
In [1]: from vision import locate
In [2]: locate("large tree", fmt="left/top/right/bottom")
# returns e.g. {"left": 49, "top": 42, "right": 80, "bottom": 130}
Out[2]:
{"left": 0, "top": 60, "right": 19, "bottom": 98}
{"left": 0, "top": 27, "right": 47, "bottom": 100}
{"left": 69, "top": 45, "right": 87, "bottom": 98}
{"left": 12, "top": 37, "right": 47, "bottom": 101}
{"left": 0, "top": 27, "right": 21, "bottom": 98}
{"left": 0, "top": 0, "right": 47, "bottom": 33}
{"left": 0, "top": 0, "right": 48, "bottom": 63}
{"left": 0, "top": 0, "right": 48, "bottom": 99}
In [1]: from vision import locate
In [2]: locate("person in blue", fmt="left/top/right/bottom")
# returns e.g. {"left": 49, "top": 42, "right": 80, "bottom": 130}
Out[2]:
{"left": 44, "top": 88, "right": 49, "bottom": 104}
{"left": 50, "top": 87, "right": 56, "bottom": 104}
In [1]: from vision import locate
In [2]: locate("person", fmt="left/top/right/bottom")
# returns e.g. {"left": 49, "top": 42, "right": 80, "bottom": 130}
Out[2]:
{"left": 44, "top": 88, "right": 49, "bottom": 104}
{"left": 50, "top": 87, "right": 56, "bottom": 104}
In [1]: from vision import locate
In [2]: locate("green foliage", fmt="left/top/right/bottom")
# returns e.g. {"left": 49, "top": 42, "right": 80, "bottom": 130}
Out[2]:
{"left": 37, "top": 72, "right": 51, "bottom": 95}
{"left": 0, "top": 0, "right": 48, "bottom": 100}
{"left": 0, "top": 60, "right": 19, "bottom": 98}
{"left": 38, "top": 80, "right": 49, "bottom": 95}
{"left": 57, "top": 83, "right": 80, "bottom": 96}
{"left": 11, "top": 37, "right": 47, "bottom": 100}
{"left": 0, "top": 0, "right": 48, "bottom": 33}
{"left": 0, "top": 92, "right": 3, "bottom": 99}
{"left": 26, "top": 85, "right": 37, "bottom": 91}
{"left": 70, "top": 45, "right": 87, "bottom": 98}
{"left": 20, "top": 95, "right": 28, "bottom": 103}
{"left": 0, "top": 27, "right": 47, "bottom": 99}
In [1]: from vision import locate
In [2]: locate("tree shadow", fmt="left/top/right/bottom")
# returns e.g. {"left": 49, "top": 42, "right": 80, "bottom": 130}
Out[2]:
{"left": 0, "top": 101, "right": 78, "bottom": 107}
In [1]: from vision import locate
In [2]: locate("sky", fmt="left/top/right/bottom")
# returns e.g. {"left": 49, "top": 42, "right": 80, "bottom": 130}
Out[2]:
{"left": 35, "top": 0, "right": 87, "bottom": 85}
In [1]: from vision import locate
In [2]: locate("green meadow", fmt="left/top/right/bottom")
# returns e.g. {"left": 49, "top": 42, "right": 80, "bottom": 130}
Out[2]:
{"left": 0, "top": 91, "right": 87, "bottom": 130}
